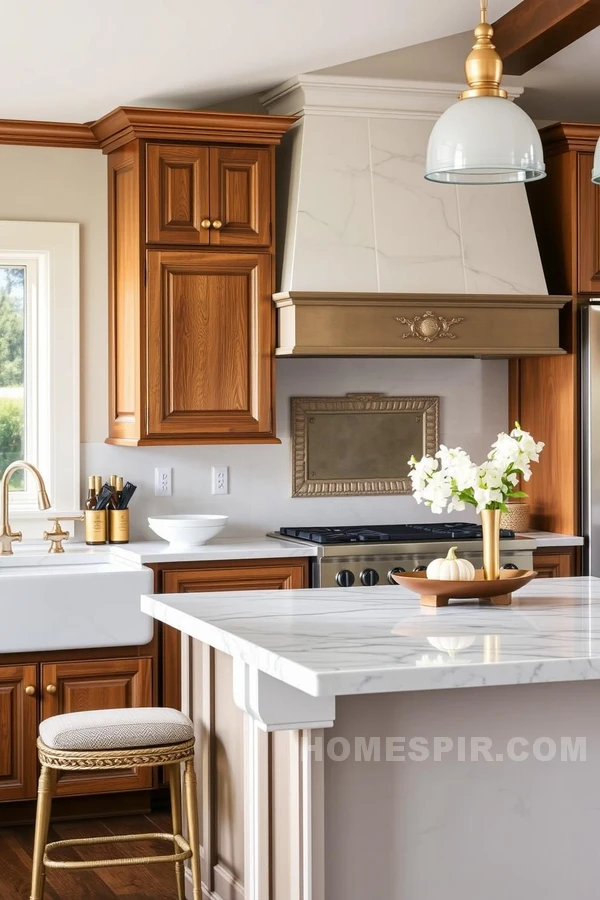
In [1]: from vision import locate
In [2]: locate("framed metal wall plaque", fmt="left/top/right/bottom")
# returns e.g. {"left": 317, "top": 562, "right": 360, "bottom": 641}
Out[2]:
{"left": 291, "top": 393, "right": 439, "bottom": 497}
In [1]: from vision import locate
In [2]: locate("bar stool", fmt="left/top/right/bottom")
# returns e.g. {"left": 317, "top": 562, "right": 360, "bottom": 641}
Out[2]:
{"left": 30, "top": 707, "right": 201, "bottom": 900}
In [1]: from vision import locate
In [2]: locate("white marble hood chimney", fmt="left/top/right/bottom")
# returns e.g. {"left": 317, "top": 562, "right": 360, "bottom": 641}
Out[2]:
{"left": 260, "top": 75, "right": 548, "bottom": 297}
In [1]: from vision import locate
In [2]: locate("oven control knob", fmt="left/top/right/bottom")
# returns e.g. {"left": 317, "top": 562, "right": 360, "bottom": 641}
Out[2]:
{"left": 414, "top": 565, "right": 427, "bottom": 572}
{"left": 388, "top": 567, "right": 406, "bottom": 584}
{"left": 360, "top": 568, "right": 380, "bottom": 586}
{"left": 336, "top": 569, "right": 355, "bottom": 587}
{"left": 501, "top": 563, "right": 518, "bottom": 570}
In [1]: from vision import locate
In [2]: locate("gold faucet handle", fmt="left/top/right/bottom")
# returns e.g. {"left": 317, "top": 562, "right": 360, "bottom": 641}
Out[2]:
{"left": 44, "top": 518, "right": 69, "bottom": 554}
{"left": 43, "top": 515, "right": 84, "bottom": 554}
{"left": 0, "top": 530, "right": 22, "bottom": 556}
{"left": 42, "top": 516, "right": 80, "bottom": 554}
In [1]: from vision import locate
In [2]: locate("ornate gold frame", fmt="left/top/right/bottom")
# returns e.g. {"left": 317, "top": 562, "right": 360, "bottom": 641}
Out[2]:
{"left": 291, "top": 393, "right": 439, "bottom": 497}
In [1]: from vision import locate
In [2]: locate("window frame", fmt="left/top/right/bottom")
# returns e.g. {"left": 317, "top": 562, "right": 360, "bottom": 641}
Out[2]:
{"left": 0, "top": 222, "right": 80, "bottom": 527}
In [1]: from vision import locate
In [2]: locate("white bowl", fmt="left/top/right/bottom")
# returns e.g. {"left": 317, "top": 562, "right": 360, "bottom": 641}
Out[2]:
{"left": 148, "top": 515, "right": 228, "bottom": 548}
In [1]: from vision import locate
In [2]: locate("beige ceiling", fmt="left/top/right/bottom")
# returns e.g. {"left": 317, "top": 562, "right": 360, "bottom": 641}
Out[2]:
{"left": 0, "top": 0, "right": 518, "bottom": 122}
{"left": 317, "top": 26, "right": 600, "bottom": 124}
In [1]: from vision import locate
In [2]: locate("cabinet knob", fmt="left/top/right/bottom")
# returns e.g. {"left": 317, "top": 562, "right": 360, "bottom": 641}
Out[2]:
{"left": 211, "top": 219, "right": 223, "bottom": 230}
{"left": 25, "top": 685, "right": 36, "bottom": 696}
{"left": 200, "top": 219, "right": 211, "bottom": 229}
{"left": 46, "top": 684, "right": 57, "bottom": 695}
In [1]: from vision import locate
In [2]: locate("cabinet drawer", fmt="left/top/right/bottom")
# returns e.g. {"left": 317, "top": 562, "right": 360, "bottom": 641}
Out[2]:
{"left": 533, "top": 549, "right": 579, "bottom": 578}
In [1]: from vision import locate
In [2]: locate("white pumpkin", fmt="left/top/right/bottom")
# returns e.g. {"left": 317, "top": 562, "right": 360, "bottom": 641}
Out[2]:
{"left": 426, "top": 546, "right": 475, "bottom": 581}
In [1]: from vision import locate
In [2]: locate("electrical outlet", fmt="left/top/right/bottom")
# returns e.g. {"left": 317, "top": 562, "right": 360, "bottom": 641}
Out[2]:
{"left": 154, "top": 467, "right": 173, "bottom": 496}
{"left": 211, "top": 465, "right": 229, "bottom": 495}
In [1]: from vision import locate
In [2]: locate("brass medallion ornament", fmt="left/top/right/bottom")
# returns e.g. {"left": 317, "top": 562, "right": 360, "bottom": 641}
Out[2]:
{"left": 396, "top": 310, "right": 464, "bottom": 343}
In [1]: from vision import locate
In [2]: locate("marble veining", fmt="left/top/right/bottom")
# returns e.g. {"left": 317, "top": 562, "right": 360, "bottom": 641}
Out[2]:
{"left": 457, "top": 184, "right": 548, "bottom": 295}
{"left": 280, "top": 105, "right": 547, "bottom": 298}
{"left": 369, "top": 117, "right": 466, "bottom": 293}
{"left": 143, "top": 577, "right": 600, "bottom": 698}
{"left": 291, "top": 114, "right": 378, "bottom": 291}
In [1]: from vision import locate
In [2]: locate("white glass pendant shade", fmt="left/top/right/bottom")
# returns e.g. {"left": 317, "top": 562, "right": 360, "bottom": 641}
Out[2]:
{"left": 426, "top": 96, "right": 546, "bottom": 184}
{"left": 593, "top": 136, "right": 600, "bottom": 184}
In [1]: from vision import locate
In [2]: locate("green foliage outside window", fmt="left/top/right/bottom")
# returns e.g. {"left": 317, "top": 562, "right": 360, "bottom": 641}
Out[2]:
{"left": 0, "top": 267, "right": 25, "bottom": 487}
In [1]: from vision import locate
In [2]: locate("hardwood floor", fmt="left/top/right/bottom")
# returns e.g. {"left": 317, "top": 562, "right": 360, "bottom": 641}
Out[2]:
{"left": 0, "top": 812, "right": 184, "bottom": 899}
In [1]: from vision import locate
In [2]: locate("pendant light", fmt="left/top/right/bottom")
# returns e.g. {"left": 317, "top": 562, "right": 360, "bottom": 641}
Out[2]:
{"left": 425, "top": 0, "right": 545, "bottom": 185}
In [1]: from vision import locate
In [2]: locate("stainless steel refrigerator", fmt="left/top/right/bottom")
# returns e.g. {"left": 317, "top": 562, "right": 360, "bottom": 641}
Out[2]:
{"left": 582, "top": 303, "right": 600, "bottom": 574}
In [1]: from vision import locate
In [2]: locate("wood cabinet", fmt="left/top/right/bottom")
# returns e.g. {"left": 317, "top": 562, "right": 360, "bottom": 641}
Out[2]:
{"left": 146, "top": 250, "right": 273, "bottom": 439}
{"left": 147, "top": 144, "right": 271, "bottom": 248}
{"left": 146, "top": 144, "right": 211, "bottom": 245}
{"left": 533, "top": 548, "right": 579, "bottom": 578}
{"left": 0, "top": 654, "right": 154, "bottom": 806}
{"left": 161, "top": 558, "right": 308, "bottom": 594}
{"left": 577, "top": 151, "right": 600, "bottom": 294}
{"left": 101, "top": 107, "right": 294, "bottom": 446}
{"left": 0, "top": 665, "right": 38, "bottom": 802}
{"left": 512, "top": 122, "right": 600, "bottom": 536}
{"left": 40, "top": 658, "right": 153, "bottom": 796}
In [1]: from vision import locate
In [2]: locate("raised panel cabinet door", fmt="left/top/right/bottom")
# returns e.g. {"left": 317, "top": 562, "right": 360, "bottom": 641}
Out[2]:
{"left": 40, "top": 658, "right": 153, "bottom": 796}
{"left": 146, "top": 250, "right": 273, "bottom": 439}
{"left": 147, "top": 144, "right": 211, "bottom": 245}
{"left": 209, "top": 147, "right": 271, "bottom": 247}
{"left": 0, "top": 664, "right": 38, "bottom": 801}
{"left": 578, "top": 153, "right": 600, "bottom": 293}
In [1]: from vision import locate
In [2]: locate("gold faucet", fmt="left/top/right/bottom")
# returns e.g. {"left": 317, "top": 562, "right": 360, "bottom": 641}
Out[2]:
{"left": 0, "top": 460, "right": 51, "bottom": 555}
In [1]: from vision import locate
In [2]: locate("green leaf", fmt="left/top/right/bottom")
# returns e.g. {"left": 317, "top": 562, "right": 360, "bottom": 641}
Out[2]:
{"left": 510, "top": 491, "right": 529, "bottom": 498}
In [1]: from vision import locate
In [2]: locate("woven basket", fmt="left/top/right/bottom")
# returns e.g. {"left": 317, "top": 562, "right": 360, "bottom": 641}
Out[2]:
{"left": 500, "top": 502, "right": 530, "bottom": 532}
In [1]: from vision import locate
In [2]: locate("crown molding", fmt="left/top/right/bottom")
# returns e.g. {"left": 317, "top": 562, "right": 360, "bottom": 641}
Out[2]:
{"left": 0, "top": 119, "right": 98, "bottom": 149}
{"left": 539, "top": 121, "right": 600, "bottom": 155}
{"left": 260, "top": 74, "right": 524, "bottom": 120}
{"left": 91, "top": 106, "right": 297, "bottom": 153}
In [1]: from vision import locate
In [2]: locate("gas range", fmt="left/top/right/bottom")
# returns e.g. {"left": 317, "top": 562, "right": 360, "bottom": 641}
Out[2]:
{"left": 270, "top": 523, "right": 536, "bottom": 588}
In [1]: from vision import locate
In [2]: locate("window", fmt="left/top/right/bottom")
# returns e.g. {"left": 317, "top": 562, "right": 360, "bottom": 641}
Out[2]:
{"left": 0, "top": 222, "right": 79, "bottom": 528}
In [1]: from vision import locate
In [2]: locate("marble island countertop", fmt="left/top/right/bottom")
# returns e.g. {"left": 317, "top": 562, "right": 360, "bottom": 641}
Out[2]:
{"left": 142, "top": 577, "right": 600, "bottom": 699}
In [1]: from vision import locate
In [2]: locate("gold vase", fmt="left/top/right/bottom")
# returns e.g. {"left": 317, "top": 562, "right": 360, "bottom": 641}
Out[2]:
{"left": 480, "top": 508, "right": 501, "bottom": 580}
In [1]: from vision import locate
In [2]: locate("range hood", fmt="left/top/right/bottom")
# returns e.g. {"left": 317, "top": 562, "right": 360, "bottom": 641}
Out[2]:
{"left": 260, "top": 75, "right": 567, "bottom": 358}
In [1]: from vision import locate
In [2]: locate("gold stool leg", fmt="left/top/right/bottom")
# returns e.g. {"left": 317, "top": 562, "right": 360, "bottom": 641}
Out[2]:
{"left": 184, "top": 759, "right": 202, "bottom": 900}
{"left": 30, "top": 765, "right": 56, "bottom": 900}
{"left": 168, "top": 762, "right": 185, "bottom": 900}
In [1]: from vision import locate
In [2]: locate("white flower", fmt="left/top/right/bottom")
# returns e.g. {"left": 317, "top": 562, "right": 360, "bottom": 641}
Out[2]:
{"left": 407, "top": 424, "right": 542, "bottom": 514}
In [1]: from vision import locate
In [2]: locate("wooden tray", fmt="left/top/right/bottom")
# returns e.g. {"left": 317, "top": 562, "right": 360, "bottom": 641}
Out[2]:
{"left": 391, "top": 569, "right": 537, "bottom": 607}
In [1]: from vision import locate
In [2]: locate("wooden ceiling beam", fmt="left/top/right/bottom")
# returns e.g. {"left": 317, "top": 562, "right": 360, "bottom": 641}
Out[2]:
{"left": 492, "top": 0, "right": 600, "bottom": 75}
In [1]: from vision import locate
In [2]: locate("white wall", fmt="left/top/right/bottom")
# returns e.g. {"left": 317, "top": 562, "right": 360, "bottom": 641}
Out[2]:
{"left": 0, "top": 145, "right": 108, "bottom": 444}
{"left": 0, "top": 144, "right": 508, "bottom": 541}
{"left": 84, "top": 356, "right": 508, "bottom": 539}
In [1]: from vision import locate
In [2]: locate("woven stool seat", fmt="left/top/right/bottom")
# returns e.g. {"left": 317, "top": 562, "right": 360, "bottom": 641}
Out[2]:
{"left": 30, "top": 707, "right": 201, "bottom": 900}
{"left": 39, "top": 707, "right": 194, "bottom": 751}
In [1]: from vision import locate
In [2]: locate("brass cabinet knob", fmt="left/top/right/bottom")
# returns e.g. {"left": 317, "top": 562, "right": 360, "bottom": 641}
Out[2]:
{"left": 211, "top": 219, "right": 223, "bottom": 230}
{"left": 200, "top": 219, "right": 211, "bottom": 229}
{"left": 25, "top": 685, "right": 36, "bottom": 696}
{"left": 46, "top": 684, "right": 57, "bottom": 695}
